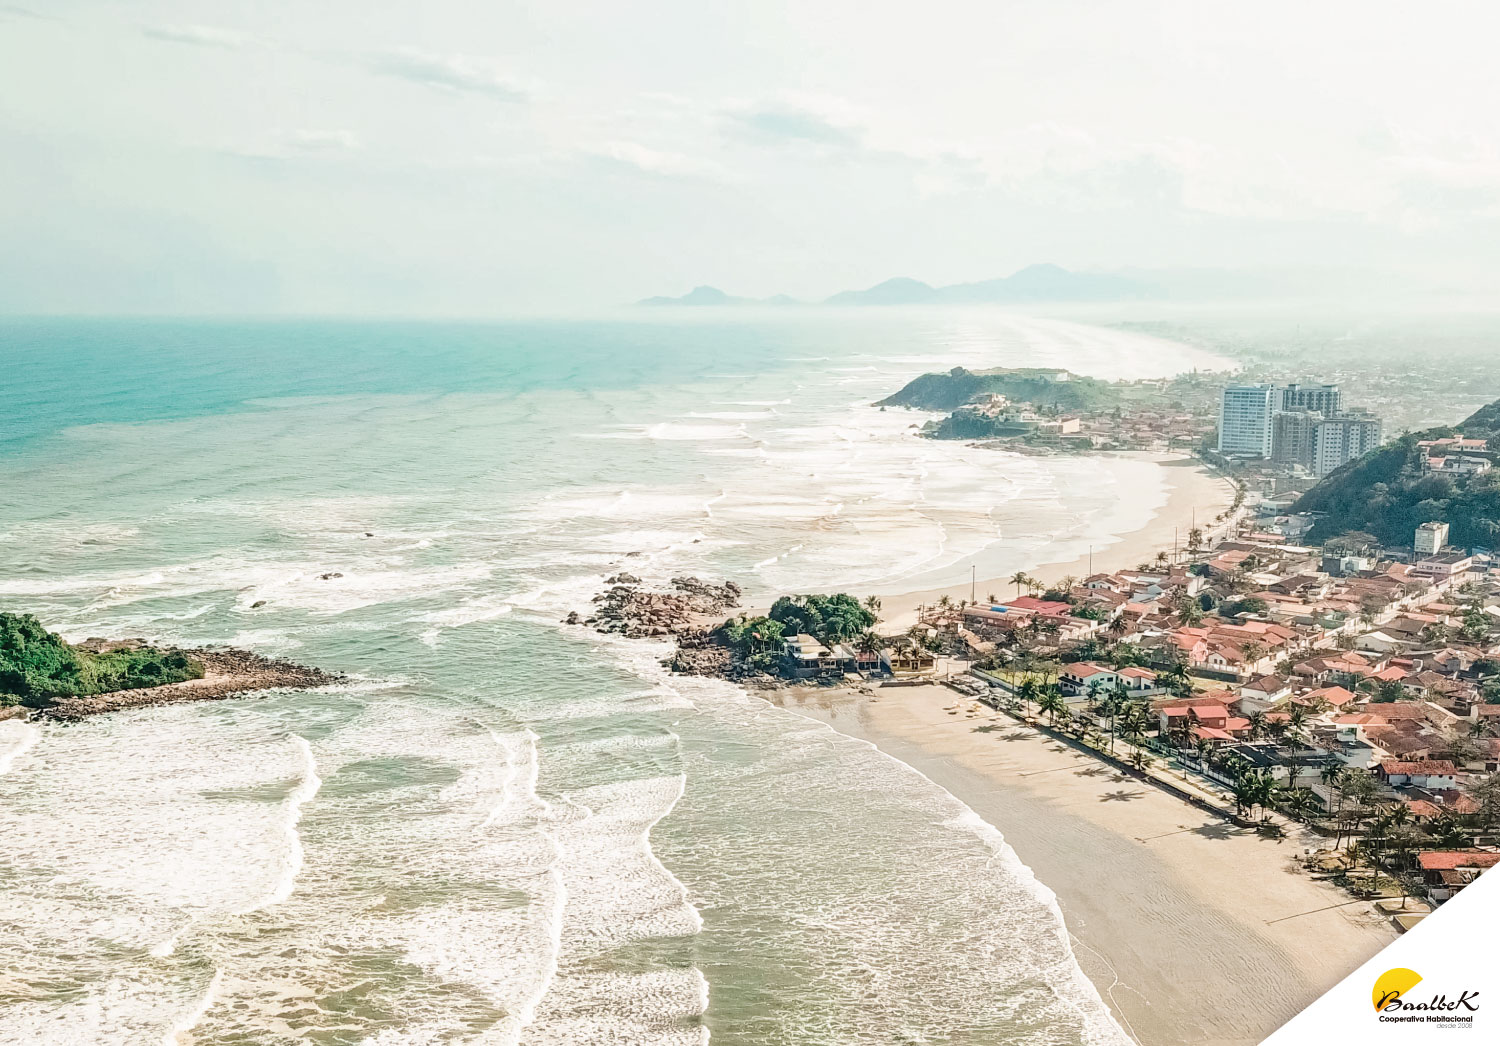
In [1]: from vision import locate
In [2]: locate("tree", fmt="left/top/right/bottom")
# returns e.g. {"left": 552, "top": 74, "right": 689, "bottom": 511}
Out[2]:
{"left": 0, "top": 612, "right": 202, "bottom": 708}
{"left": 1017, "top": 676, "right": 1040, "bottom": 716}
{"left": 768, "top": 594, "right": 877, "bottom": 645}
{"left": 1187, "top": 527, "right": 1204, "bottom": 553}
{"left": 1010, "top": 572, "right": 1031, "bottom": 597}
{"left": 1037, "top": 687, "right": 1068, "bottom": 727}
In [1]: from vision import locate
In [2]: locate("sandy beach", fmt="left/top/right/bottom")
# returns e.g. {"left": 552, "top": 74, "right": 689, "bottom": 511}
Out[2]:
{"left": 883, "top": 454, "right": 1238, "bottom": 630}
{"left": 776, "top": 684, "right": 1396, "bottom": 1046}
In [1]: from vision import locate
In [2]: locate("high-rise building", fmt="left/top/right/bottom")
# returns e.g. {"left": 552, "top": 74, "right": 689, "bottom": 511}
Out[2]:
{"left": 1310, "top": 411, "right": 1383, "bottom": 476}
{"left": 1272, "top": 409, "right": 1319, "bottom": 466}
{"left": 1280, "top": 383, "right": 1341, "bottom": 415}
{"left": 1218, "top": 385, "right": 1283, "bottom": 457}
{"left": 1415, "top": 521, "right": 1450, "bottom": 555}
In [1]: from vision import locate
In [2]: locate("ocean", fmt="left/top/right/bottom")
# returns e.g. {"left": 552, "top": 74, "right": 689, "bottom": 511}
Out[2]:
{"left": 0, "top": 311, "right": 1228, "bottom": 1045}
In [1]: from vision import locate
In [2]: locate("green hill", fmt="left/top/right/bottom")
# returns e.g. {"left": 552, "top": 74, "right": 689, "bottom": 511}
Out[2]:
{"left": 0, "top": 613, "right": 203, "bottom": 708}
{"left": 1296, "top": 400, "right": 1500, "bottom": 549}
{"left": 877, "top": 367, "right": 1120, "bottom": 412}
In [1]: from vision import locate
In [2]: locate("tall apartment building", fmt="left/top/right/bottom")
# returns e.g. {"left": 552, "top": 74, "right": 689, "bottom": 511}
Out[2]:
{"left": 1310, "top": 411, "right": 1383, "bottom": 476}
{"left": 1279, "top": 383, "right": 1341, "bottom": 415}
{"left": 1217, "top": 384, "right": 1283, "bottom": 456}
{"left": 1272, "top": 409, "right": 1319, "bottom": 466}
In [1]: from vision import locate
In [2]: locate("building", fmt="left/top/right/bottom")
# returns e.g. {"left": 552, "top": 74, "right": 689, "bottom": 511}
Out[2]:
{"left": 1415, "top": 521, "right": 1450, "bottom": 556}
{"left": 1271, "top": 409, "right": 1319, "bottom": 467}
{"left": 1218, "top": 385, "right": 1282, "bottom": 457}
{"left": 1280, "top": 382, "right": 1341, "bottom": 414}
{"left": 1310, "top": 411, "right": 1382, "bottom": 476}
{"left": 1425, "top": 453, "right": 1492, "bottom": 476}
{"left": 1418, "top": 852, "right": 1500, "bottom": 902}
{"left": 1410, "top": 550, "right": 1474, "bottom": 584}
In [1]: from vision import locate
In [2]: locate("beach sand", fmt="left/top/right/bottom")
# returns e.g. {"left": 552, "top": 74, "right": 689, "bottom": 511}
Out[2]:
{"left": 883, "top": 455, "right": 1238, "bottom": 630}
{"left": 775, "top": 684, "right": 1396, "bottom": 1046}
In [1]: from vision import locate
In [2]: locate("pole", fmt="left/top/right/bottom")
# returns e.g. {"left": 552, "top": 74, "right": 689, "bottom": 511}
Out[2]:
{"left": 972, "top": 565, "right": 977, "bottom": 604}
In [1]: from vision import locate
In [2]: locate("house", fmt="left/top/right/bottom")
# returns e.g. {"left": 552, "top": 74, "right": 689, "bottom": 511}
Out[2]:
{"left": 1376, "top": 760, "right": 1459, "bottom": 790}
{"left": 1158, "top": 694, "right": 1250, "bottom": 740}
{"left": 1238, "top": 674, "right": 1293, "bottom": 713}
{"left": 1058, "top": 663, "right": 1119, "bottom": 696}
{"left": 1058, "top": 663, "right": 1159, "bottom": 696}
{"left": 1418, "top": 851, "right": 1500, "bottom": 901}
{"left": 881, "top": 643, "right": 935, "bottom": 676}
{"left": 1298, "top": 685, "right": 1358, "bottom": 710}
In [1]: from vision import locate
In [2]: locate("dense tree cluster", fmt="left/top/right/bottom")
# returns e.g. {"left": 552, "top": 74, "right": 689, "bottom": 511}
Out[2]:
{"left": 766, "top": 594, "right": 878, "bottom": 645}
{"left": 1297, "top": 419, "right": 1500, "bottom": 549}
{"left": 0, "top": 612, "right": 202, "bottom": 708}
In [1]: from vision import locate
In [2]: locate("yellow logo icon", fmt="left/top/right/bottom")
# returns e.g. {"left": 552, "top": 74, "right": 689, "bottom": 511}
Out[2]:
{"left": 1374, "top": 968, "right": 1424, "bottom": 1012}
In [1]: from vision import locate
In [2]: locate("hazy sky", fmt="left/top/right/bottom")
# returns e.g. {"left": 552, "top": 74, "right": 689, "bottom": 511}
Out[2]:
{"left": 3, "top": 1, "right": 1498, "bottom": 314}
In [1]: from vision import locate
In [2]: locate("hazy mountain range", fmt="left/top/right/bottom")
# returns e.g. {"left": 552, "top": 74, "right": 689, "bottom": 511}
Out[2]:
{"left": 636, "top": 264, "right": 1151, "bottom": 307}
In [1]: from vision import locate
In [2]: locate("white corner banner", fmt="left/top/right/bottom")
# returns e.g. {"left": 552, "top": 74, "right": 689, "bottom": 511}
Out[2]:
{"left": 1263, "top": 868, "right": 1499, "bottom": 1043}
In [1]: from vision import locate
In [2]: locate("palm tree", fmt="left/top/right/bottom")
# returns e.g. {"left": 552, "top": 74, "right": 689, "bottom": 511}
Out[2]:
{"left": 1130, "top": 749, "right": 1155, "bottom": 772}
{"left": 1017, "top": 676, "right": 1040, "bottom": 717}
{"left": 1283, "top": 788, "right": 1316, "bottom": 824}
{"left": 1010, "top": 572, "right": 1031, "bottom": 598}
{"left": 863, "top": 595, "right": 882, "bottom": 614}
{"left": 1037, "top": 687, "right": 1068, "bottom": 727}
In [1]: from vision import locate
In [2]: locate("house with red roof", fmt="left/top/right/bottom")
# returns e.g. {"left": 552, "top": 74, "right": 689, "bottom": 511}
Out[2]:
{"left": 1377, "top": 760, "right": 1458, "bottom": 790}
{"left": 1417, "top": 851, "right": 1500, "bottom": 901}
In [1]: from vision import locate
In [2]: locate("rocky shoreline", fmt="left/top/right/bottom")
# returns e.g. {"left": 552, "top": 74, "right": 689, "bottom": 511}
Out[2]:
{"left": 569, "top": 573, "right": 787, "bottom": 684}
{"left": 28, "top": 648, "right": 345, "bottom": 723}
{"left": 567, "top": 573, "right": 743, "bottom": 637}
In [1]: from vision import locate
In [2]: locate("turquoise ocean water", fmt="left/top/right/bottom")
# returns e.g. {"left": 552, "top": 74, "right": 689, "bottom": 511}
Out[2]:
{"left": 0, "top": 312, "right": 1226, "bottom": 1045}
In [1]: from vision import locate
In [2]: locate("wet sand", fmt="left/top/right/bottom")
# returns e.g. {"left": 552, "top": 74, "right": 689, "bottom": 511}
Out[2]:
{"left": 883, "top": 455, "right": 1237, "bottom": 630}
{"left": 775, "top": 684, "right": 1396, "bottom": 1046}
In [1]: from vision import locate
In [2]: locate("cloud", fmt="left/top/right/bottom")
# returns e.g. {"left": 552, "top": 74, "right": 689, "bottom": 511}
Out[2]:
{"left": 584, "top": 141, "right": 726, "bottom": 180}
{"left": 141, "top": 24, "right": 257, "bottom": 50}
{"left": 225, "top": 129, "right": 361, "bottom": 162}
{"left": 361, "top": 50, "right": 530, "bottom": 101}
{"left": 724, "top": 103, "right": 862, "bottom": 148}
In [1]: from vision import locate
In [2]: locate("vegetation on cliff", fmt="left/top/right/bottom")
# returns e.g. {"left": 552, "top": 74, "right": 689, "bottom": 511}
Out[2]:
{"left": 1296, "top": 399, "right": 1500, "bottom": 548}
{"left": 877, "top": 367, "right": 1120, "bottom": 413}
{"left": 0, "top": 612, "right": 204, "bottom": 708}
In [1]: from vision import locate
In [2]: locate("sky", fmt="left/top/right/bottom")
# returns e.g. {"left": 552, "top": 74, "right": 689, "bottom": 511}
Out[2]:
{"left": 2, "top": 0, "right": 1499, "bottom": 314}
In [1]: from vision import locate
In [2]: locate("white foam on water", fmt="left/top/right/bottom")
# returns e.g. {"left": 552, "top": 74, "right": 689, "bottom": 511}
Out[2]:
{"left": 160, "top": 968, "right": 223, "bottom": 1046}
{"left": 0, "top": 718, "right": 40, "bottom": 776}
{"left": 261, "top": 735, "right": 321, "bottom": 910}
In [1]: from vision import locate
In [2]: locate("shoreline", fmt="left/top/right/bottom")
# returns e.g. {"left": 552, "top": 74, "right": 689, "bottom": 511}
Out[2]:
{"left": 881, "top": 453, "right": 1238, "bottom": 630}
{"left": 19, "top": 649, "right": 343, "bottom": 723}
{"left": 774, "top": 684, "right": 1397, "bottom": 1046}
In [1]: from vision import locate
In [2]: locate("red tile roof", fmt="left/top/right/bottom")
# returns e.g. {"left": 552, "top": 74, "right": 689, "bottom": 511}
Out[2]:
{"left": 1379, "top": 760, "right": 1457, "bottom": 776}
{"left": 1418, "top": 852, "right": 1500, "bottom": 871}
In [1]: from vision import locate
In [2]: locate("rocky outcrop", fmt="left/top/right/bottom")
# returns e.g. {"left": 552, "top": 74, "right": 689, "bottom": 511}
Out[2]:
{"left": 580, "top": 574, "right": 741, "bottom": 639}
{"left": 35, "top": 649, "right": 345, "bottom": 722}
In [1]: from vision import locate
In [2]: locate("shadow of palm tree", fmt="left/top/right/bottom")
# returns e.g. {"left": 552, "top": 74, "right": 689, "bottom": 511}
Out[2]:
{"left": 1191, "top": 823, "right": 1239, "bottom": 841}
{"left": 1074, "top": 766, "right": 1110, "bottom": 778}
{"left": 1100, "top": 789, "right": 1146, "bottom": 802}
{"left": 972, "top": 724, "right": 998, "bottom": 733}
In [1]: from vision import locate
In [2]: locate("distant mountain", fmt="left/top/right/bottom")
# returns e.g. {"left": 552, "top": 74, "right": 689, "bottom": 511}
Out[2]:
{"left": 636, "top": 265, "right": 1151, "bottom": 307}
{"left": 833, "top": 265, "right": 1150, "bottom": 305}
{"left": 824, "top": 277, "right": 940, "bottom": 306}
{"left": 636, "top": 285, "right": 802, "bottom": 307}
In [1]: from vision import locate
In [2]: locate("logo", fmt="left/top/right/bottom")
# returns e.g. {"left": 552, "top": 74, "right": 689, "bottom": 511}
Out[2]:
{"left": 1374, "top": 968, "right": 1424, "bottom": 1011}
{"left": 1373, "top": 967, "right": 1480, "bottom": 1028}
